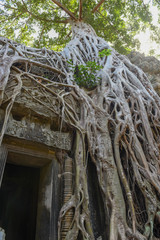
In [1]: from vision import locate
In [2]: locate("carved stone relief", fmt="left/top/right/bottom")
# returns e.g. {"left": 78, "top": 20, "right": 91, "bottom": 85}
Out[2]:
{"left": 0, "top": 110, "right": 72, "bottom": 151}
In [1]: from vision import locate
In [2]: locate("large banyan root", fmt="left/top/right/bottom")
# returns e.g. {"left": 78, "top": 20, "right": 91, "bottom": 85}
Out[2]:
{"left": 0, "top": 21, "right": 160, "bottom": 239}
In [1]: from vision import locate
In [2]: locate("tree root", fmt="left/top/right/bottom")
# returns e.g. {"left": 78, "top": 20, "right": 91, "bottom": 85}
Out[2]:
{"left": 0, "top": 21, "right": 160, "bottom": 239}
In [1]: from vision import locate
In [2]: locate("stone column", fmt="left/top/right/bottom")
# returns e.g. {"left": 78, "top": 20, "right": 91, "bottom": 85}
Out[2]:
{"left": 36, "top": 158, "right": 61, "bottom": 240}
{"left": 0, "top": 145, "right": 7, "bottom": 187}
{"left": 61, "top": 156, "right": 73, "bottom": 240}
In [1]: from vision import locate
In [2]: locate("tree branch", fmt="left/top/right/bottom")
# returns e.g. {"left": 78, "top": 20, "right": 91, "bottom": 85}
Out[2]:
{"left": 20, "top": 0, "right": 54, "bottom": 23}
{"left": 79, "top": 0, "right": 83, "bottom": 21}
{"left": 50, "top": 0, "right": 78, "bottom": 21}
{"left": 91, "top": 0, "right": 105, "bottom": 13}
{"left": 54, "top": 18, "right": 71, "bottom": 24}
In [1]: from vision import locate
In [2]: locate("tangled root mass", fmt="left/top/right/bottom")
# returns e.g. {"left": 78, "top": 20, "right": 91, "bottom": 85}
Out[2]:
{"left": 0, "top": 22, "right": 160, "bottom": 240}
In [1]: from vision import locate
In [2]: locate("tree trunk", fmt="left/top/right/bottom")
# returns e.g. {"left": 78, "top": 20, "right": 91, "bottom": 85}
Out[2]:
{"left": 0, "top": 21, "right": 160, "bottom": 239}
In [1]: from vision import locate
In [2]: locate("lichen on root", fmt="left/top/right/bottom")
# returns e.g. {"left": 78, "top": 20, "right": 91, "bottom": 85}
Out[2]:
{"left": 0, "top": 21, "right": 160, "bottom": 240}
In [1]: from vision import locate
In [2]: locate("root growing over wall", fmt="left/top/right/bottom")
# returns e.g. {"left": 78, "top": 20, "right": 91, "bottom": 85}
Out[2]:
{"left": 0, "top": 21, "right": 160, "bottom": 240}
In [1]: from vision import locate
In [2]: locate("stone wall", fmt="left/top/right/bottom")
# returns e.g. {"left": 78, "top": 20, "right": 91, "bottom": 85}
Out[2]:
{"left": 0, "top": 70, "right": 73, "bottom": 151}
{"left": 128, "top": 52, "right": 160, "bottom": 95}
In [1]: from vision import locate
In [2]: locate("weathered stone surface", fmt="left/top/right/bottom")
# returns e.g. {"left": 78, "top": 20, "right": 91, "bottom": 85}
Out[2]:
{"left": 36, "top": 160, "right": 61, "bottom": 240}
{"left": 128, "top": 52, "right": 160, "bottom": 95}
{"left": 0, "top": 73, "right": 73, "bottom": 150}
{"left": 6, "top": 116, "right": 71, "bottom": 150}
{"left": 0, "top": 110, "right": 72, "bottom": 151}
{"left": 4, "top": 75, "right": 59, "bottom": 120}
{"left": 13, "top": 89, "right": 57, "bottom": 120}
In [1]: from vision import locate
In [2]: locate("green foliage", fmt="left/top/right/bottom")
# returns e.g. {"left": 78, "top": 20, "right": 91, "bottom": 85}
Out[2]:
{"left": 99, "top": 49, "right": 112, "bottom": 58}
{"left": 68, "top": 50, "right": 111, "bottom": 88}
{"left": 68, "top": 60, "right": 102, "bottom": 88}
{"left": 0, "top": 0, "right": 159, "bottom": 54}
{"left": 149, "top": 49, "right": 155, "bottom": 56}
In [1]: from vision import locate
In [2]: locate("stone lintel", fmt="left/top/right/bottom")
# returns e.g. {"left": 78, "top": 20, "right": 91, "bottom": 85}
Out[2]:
{"left": 4, "top": 114, "right": 72, "bottom": 151}
{"left": 0, "top": 111, "right": 72, "bottom": 151}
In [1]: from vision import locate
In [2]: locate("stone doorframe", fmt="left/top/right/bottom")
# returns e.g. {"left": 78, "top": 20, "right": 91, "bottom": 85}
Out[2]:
{"left": 0, "top": 136, "right": 62, "bottom": 240}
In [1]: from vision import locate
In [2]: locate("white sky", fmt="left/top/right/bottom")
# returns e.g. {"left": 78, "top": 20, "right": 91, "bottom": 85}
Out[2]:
{"left": 136, "top": 1, "right": 160, "bottom": 57}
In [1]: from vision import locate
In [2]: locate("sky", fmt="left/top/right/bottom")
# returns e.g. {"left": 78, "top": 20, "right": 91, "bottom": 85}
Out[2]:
{"left": 137, "top": 1, "right": 160, "bottom": 58}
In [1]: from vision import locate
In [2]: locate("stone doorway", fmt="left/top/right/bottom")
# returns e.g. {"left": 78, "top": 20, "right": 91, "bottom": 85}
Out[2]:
{"left": 0, "top": 163, "right": 40, "bottom": 240}
{"left": 0, "top": 137, "right": 62, "bottom": 240}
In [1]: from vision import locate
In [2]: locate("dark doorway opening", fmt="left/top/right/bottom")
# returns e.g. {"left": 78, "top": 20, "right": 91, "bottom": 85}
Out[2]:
{"left": 0, "top": 163, "right": 40, "bottom": 240}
